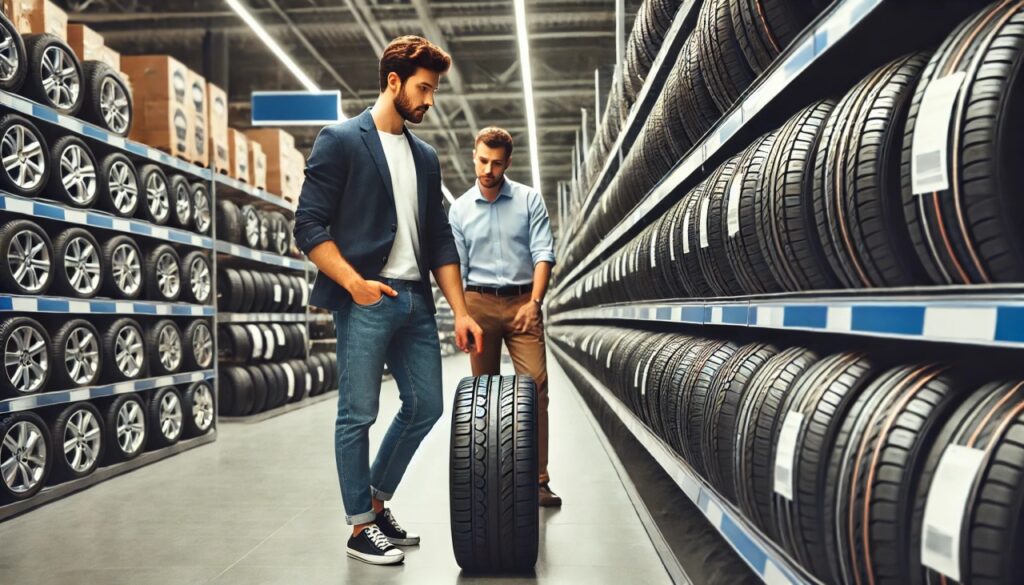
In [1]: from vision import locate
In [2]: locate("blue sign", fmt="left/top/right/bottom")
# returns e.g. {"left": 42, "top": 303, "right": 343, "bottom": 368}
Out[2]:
{"left": 251, "top": 90, "right": 344, "bottom": 126}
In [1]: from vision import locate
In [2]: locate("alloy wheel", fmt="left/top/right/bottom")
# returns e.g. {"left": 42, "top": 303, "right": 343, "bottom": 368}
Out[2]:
{"left": 159, "top": 392, "right": 183, "bottom": 441}
{"left": 114, "top": 325, "right": 143, "bottom": 378}
{"left": 7, "top": 228, "right": 49, "bottom": 293}
{"left": 62, "top": 408, "right": 100, "bottom": 473}
{"left": 189, "top": 257, "right": 210, "bottom": 303}
{"left": 64, "top": 326, "right": 99, "bottom": 385}
{"left": 191, "top": 324, "right": 213, "bottom": 368}
{"left": 0, "top": 26, "right": 20, "bottom": 84}
{"left": 110, "top": 243, "right": 141, "bottom": 296}
{"left": 145, "top": 173, "right": 169, "bottom": 223}
{"left": 193, "top": 187, "right": 211, "bottom": 234}
{"left": 192, "top": 383, "right": 214, "bottom": 431}
{"left": 115, "top": 400, "right": 144, "bottom": 455}
{"left": 99, "top": 77, "right": 129, "bottom": 134}
{"left": 1, "top": 123, "right": 45, "bottom": 191}
{"left": 107, "top": 160, "right": 138, "bottom": 215}
{"left": 0, "top": 420, "right": 47, "bottom": 494}
{"left": 157, "top": 324, "right": 181, "bottom": 372}
{"left": 3, "top": 325, "right": 47, "bottom": 394}
{"left": 173, "top": 181, "right": 191, "bottom": 226}
{"left": 59, "top": 143, "right": 97, "bottom": 205}
{"left": 156, "top": 253, "right": 180, "bottom": 299}
{"left": 40, "top": 46, "right": 79, "bottom": 109}
{"left": 62, "top": 236, "right": 100, "bottom": 296}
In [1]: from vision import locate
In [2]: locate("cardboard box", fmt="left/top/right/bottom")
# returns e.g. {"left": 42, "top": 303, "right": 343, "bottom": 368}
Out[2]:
{"left": 98, "top": 46, "right": 120, "bottom": 72}
{"left": 228, "top": 129, "right": 250, "bottom": 183}
{"left": 67, "top": 24, "right": 120, "bottom": 71}
{"left": 250, "top": 141, "right": 267, "bottom": 190}
{"left": 2, "top": 0, "right": 29, "bottom": 34}
{"left": 121, "top": 56, "right": 191, "bottom": 159}
{"left": 244, "top": 129, "right": 295, "bottom": 196}
{"left": 186, "top": 70, "right": 208, "bottom": 167}
{"left": 285, "top": 147, "right": 305, "bottom": 205}
{"left": 207, "top": 83, "right": 229, "bottom": 175}
{"left": 13, "top": 0, "right": 67, "bottom": 40}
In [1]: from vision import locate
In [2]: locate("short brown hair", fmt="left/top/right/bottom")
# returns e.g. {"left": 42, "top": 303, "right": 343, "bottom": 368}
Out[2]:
{"left": 379, "top": 36, "right": 452, "bottom": 92}
{"left": 475, "top": 127, "right": 514, "bottom": 158}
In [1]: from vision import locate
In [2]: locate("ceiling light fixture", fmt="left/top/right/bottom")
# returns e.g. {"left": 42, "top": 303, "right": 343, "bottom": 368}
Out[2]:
{"left": 513, "top": 0, "right": 543, "bottom": 194}
{"left": 225, "top": 0, "right": 320, "bottom": 92}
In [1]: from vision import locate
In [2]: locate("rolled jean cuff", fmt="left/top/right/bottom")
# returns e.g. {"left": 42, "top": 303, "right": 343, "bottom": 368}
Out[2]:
{"left": 346, "top": 510, "right": 377, "bottom": 526}
{"left": 371, "top": 486, "right": 394, "bottom": 501}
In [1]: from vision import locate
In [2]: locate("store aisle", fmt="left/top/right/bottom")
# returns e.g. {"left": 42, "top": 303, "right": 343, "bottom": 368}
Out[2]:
{"left": 0, "top": 353, "right": 672, "bottom": 585}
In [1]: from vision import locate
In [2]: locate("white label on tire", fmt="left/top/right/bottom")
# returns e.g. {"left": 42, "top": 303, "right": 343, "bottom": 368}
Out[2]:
{"left": 921, "top": 444, "right": 984, "bottom": 581}
{"left": 272, "top": 324, "right": 286, "bottom": 346}
{"left": 283, "top": 364, "right": 295, "bottom": 398}
{"left": 682, "top": 209, "right": 692, "bottom": 254}
{"left": 699, "top": 196, "right": 711, "bottom": 249}
{"left": 911, "top": 72, "right": 966, "bottom": 195}
{"left": 669, "top": 217, "right": 677, "bottom": 261}
{"left": 650, "top": 230, "right": 658, "bottom": 268}
{"left": 273, "top": 284, "right": 282, "bottom": 303}
{"left": 317, "top": 366, "right": 325, "bottom": 383}
{"left": 246, "top": 325, "right": 263, "bottom": 359}
{"left": 640, "top": 352, "right": 655, "bottom": 396}
{"left": 633, "top": 359, "right": 644, "bottom": 388}
{"left": 305, "top": 373, "right": 312, "bottom": 394}
{"left": 727, "top": 171, "right": 744, "bottom": 237}
{"left": 773, "top": 411, "right": 804, "bottom": 500}
{"left": 262, "top": 329, "right": 275, "bottom": 360}
{"left": 287, "top": 286, "right": 295, "bottom": 305}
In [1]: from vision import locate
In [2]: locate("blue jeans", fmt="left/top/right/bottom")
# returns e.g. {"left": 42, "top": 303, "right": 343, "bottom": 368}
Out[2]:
{"left": 332, "top": 278, "right": 444, "bottom": 525}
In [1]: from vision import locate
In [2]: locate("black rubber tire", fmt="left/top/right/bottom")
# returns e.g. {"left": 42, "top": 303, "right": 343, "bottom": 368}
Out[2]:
{"left": 450, "top": 375, "right": 539, "bottom": 573}
{"left": 670, "top": 340, "right": 738, "bottom": 473}
{"left": 182, "top": 319, "right": 214, "bottom": 371}
{"left": 812, "top": 53, "right": 931, "bottom": 288}
{"left": 102, "top": 317, "right": 145, "bottom": 382}
{"left": 181, "top": 380, "right": 215, "bottom": 437}
{"left": 257, "top": 363, "right": 283, "bottom": 408}
{"left": 191, "top": 182, "right": 212, "bottom": 235}
{"left": 696, "top": 155, "right": 745, "bottom": 296}
{"left": 147, "top": 319, "right": 183, "bottom": 376}
{"left": 168, "top": 174, "right": 194, "bottom": 231}
{"left": 755, "top": 100, "right": 840, "bottom": 291}
{"left": 0, "top": 218, "right": 54, "bottom": 295}
{"left": 697, "top": 0, "right": 757, "bottom": 113}
{"left": 241, "top": 204, "right": 262, "bottom": 249}
{"left": 731, "top": 0, "right": 822, "bottom": 74}
{"left": 0, "top": 12, "right": 27, "bottom": 94}
{"left": 217, "top": 268, "right": 243, "bottom": 312}
{"left": 80, "top": 60, "right": 132, "bottom": 136}
{"left": 49, "top": 318, "right": 102, "bottom": 390}
{"left": 0, "top": 316, "right": 51, "bottom": 397}
{"left": 679, "top": 186, "right": 717, "bottom": 297}
{"left": 286, "top": 360, "right": 309, "bottom": 403}
{"left": 0, "top": 411, "right": 51, "bottom": 501}
{"left": 100, "top": 235, "right": 143, "bottom": 300}
{"left": 145, "top": 244, "right": 181, "bottom": 302}
{"left": 50, "top": 401, "right": 104, "bottom": 483}
{"left": 148, "top": 386, "right": 184, "bottom": 448}
{"left": 237, "top": 269, "right": 256, "bottom": 313}
{"left": 246, "top": 365, "right": 269, "bottom": 414}
{"left": 0, "top": 114, "right": 49, "bottom": 197}
{"left": 653, "top": 337, "right": 705, "bottom": 443}
{"left": 47, "top": 135, "right": 99, "bottom": 208}
{"left": 900, "top": 3, "right": 1024, "bottom": 284}
{"left": 51, "top": 227, "right": 103, "bottom": 298}
{"left": 216, "top": 199, "right": 243, "bottom": 244}
{"left": 181, "top": 250, "right": 212, "bottom": 305}
{"left": 250, "top": 271, "right": 268, "bottom": 313}
{"left": 138, "top": 164, "right": 171, "bottom": 226}
{"left": 96, "top": 152, "right": 139, "bottom": 218}
{"left": 218, "top": 324, "right": 251, "bottom": 361}
{"left": 680, "top": 34, "right": 727, "bottom": 143}
{"left": 22, "top": 34, "right": 83, "bottom": 115}
{"left": 102, "top": 393, "right": 147, "bottom": 463}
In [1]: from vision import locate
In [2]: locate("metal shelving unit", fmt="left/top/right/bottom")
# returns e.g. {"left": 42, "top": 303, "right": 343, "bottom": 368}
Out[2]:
{"left": 552, "top": 345, "right": 818, "bottom": 585}
{"left": 215, "top": 240, "right": 308, "bottom": 270}
{"left": 213, "top": 174, "right": 296, "bottom": 213}
{"left": 219, "top": 312, "right": 319, "bottom": 323}
{"left": 0, "top": 294, "right": 215, "bottom": 316}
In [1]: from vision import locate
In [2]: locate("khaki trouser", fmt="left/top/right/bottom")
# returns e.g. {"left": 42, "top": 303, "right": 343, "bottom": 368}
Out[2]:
{"left": 465, "top": 291, "right": 550, "bottom": 484}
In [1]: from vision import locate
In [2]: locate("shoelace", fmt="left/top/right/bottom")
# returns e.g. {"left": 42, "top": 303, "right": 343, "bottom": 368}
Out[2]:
{"left": 365, "top": 525, "right": 392, "bottom": 550}
{"left": 383, "top": 509, "right": 406, "bottom": 534}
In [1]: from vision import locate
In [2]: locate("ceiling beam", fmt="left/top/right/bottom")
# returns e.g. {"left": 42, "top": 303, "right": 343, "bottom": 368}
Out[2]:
{"left": 261, "top": 0, "right": 358, "bottom": 99}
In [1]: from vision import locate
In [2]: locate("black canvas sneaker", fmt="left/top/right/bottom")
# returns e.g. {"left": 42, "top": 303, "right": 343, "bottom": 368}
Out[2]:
{"left": 346, "top": 525, "right": 405, "bottom": 565}
{"left": 374, "top": 508, "right": 420, "bottom": 546}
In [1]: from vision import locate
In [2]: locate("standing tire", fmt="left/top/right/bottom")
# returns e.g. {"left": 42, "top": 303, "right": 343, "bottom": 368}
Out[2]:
{"left": 50, "top": 318, "right": 102, "bottom": 390}
{"left": 100, "top": 235, "right": 143, "bottom": 300}
{"left": 145, "top": 244, "right": 181, "bottom": 302}
{"left": 50, "top": 401, "right": 104, "bottom": 482}
{"left": 0, "top": 316, "right": 50, "bottom": 397}
{"left": 168, "top": 175, "right": 193, "bottom": 230}
{"left": 0, "top": 114, "right": 48, "bottom": 197}
{"left": 216, "top": 199, "right": 242, "bottom": 244}
{"left": 148, "top": 386, "right": 184, "bottom": 448}
{"left": 181, "top": 250, "right": 212, "bottom": 305}
{"left": 147, "top": 319, "right": 183, "bottom": 376}
{"left": 79, "top": 60, "right": 132, "bottom": 136}
{"left": 0, "top": 12, "right": 27, "bottom": 94}
{"left": 241, "top": 204, "right": 262, "bottom": 249}
{"left": 450, "top": 375, "right": 538, "bottom": 573}
{"left": 102, "top": 317, "right": 145, "bottom": 382}
{"left": 138, "top": 164, "right": 171, "bottom": 226}
{"left": 22, "top": 34, "right": 83, "bottom": 115}
{"left": 181, "top": 380, "right": 215, "bottom": 437}
{"left": 103, "top": 393, "right": 147, "bottom": 463}
{"left": 0, "top": 219, "right": 53, "bottom": 295}
{"left": 0, "top": 411, "right": 51, "bottom": 502}
{"left": 51, "top": 227, "right": 103, "bottom": 298}
{"left": 97, "top": 152, "right": 139, "bottom": 218}
{"left": 191, "top": 183, "right": 212, "bottom": 235}
{"left": 182, "top": 319, "right": 214, "bottom": 371}
{"left": 48, "top": 135, "right": 99, "bottom": 209}
{"left": 217, "top": 268, "right": 244, "bottom": 312}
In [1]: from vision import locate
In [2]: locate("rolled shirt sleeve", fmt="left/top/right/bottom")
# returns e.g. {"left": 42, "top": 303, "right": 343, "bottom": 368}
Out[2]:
{"left": 448, "top": 203, "right": 470, "bottom": 285}
{"left": 528, "top": 190, "right": 556, "bottom": 266}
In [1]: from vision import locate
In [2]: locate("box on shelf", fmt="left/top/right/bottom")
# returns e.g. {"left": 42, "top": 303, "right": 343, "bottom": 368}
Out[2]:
{"left": 207, "top": 83, "right": 229, "bottom": 175}
{"left": 6, "top": 0, "right": 67, "bottom": 40}
{"left": 244, "top": 128, "right": 294, "bottom": 197}
{"left": 250, "top": 141, "right": 267, "bottom": 191}
{"left": 186, "top": 70, "right": 208, "bottom": 167}
{"left": 285, "top": 147, "right": 305, "bottom": 205}
{"left": 67, "top": 23, "right": 120, "bottom": 74}
{"left": 121, "top": 55, "right": 191, "bottom": 159}
{"left": 229, "top": 129, "right": 250, "bottom": 183}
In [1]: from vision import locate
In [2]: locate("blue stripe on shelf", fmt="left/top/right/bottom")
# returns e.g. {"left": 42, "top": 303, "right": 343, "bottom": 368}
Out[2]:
{"left": 131, "top": 223, "right": 152, "bottom": 236}
{"left": 125, "top": 142, "right": 147, "bottom": 156}
{"left": 656, "top": 307, "right": 671, "bottom": 321}
{"left": 704, "top": 306, "right": 713, "bottom": 323}
{"left": 168, "top": 231, "right": 191, "bottom": 244}
{"left": 785, "top": 35, "right": 817, "bottom": 76}
{"left": 0, "top": 297, "right": 11, "bottom": 310}
{"left": 31, "top": 104, "right": 58, "bottom": 122}
{"left": 91, "top": 301, "right": 116, "bottom": 313}
{"left": 171, "top": 305, "right": 190, "bottom": 316}
{"left": 132, "top": 303, "right": 157, "bottom": 314}
{"left": 86, "top": 213, "right": 113, "bottom": 229}
{"left": 995, "top": 307, "right": 1024, "bottom": 343}
{"left": 36, "top": 298, "right": 68, "bottom": 312}
{"left": 748, "top": 306, "right": 758, "bottom": 324}
{"left": 851, "top": 306, "right": 925, "bottom": 336}
{"left": 34, "top": 203, "right": 63, "bottom": 220}
{"left": 33, "top": 392, "right": 71, "bottom": 408}
{"left": 81, "top": 125, "right": 108, "bottom": 141}
{"left": 783, "top": 305, "right": 828, "bottom": 329}
{"left": 720, "top": 515, "right": 771, "bottom": 579}
{"left": 722, "top": 306, "right": 747, "bottom": 325}
{"left": 681, "top": 307, "right": 703, "bottom": 323}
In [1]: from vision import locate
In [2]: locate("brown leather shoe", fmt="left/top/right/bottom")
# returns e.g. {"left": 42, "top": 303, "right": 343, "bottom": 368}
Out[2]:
{"left": 539, "top": 482, "right": 562, "bottom": 507}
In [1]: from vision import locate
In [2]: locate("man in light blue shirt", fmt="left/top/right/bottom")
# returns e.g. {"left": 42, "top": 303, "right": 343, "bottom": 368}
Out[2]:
{"left": 448, "top": 127, "right": 561, "bottom": 506}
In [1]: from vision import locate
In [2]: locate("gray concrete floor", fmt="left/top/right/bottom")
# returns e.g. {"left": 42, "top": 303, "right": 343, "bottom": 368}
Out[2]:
{"left": 0, "top": 352, "right": 671, "bottom": 585}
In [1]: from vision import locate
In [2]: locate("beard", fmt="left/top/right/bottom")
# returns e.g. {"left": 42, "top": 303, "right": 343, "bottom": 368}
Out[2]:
{"left": 479, "top": 175, "right": 499, "bottom": 187}
{"left": 395, "top": 85, "right": 429, "bottom": 124}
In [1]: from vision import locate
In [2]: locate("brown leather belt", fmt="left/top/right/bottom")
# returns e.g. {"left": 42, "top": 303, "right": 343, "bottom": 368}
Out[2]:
{"left": 466, "top": 284, "right": 532, "bottom": 297}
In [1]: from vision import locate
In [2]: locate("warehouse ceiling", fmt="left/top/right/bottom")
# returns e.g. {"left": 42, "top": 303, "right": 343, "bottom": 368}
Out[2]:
{"left": 65, "top": 0, "right": 642, "bottom": 232}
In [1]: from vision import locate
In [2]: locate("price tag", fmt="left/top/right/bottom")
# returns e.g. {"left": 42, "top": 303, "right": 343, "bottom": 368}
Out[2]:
{"left": 640, "top": 351, "right": 655, "bottom": 396}
{"left": 317, "top": 366, "right": 325, "bottom": 383}
{"left": 699, "top": 196, "right": 711, "bottom": 249}
{"left": 773, "top": 411, "right": 804, "bottom": 500}
{"left": 305, "top": 373, "right": 312, "bottom": 394}
{"left": 273, "top": 284, "right": 282, "bottom": 303}
{"left": 272, "top": 324, "right": 286, "bottom": 346}
{"left": 669, "top": 216, "right": 677, "bottom": 261}
{"left": 911, "top": 72, "right": 966, "bottom": 194}
{"left": 263, "top": 329, "right": 275, "bottom": 359}
{"left": 283, "top": 365, "right": 295, "bottom": 398}
{"left": 287, "top": 286, "right": 295, "bottom": 305}
{"left": 682, "top": 209, "right": 692, "bottom": 254}
{"left": 246, "top": 325, "right": 263, "bottom": 359}
{"left": 727, "top": 171, "right": 744, "bottom": 237}
{"left": 633, "top": 359, "right": 644, "bottom": 388}
{"left": 650, "top": 230, "right": 658, "bottom": 268}
{"left": 921, "top": 444, "right": 985, "bottom": 581}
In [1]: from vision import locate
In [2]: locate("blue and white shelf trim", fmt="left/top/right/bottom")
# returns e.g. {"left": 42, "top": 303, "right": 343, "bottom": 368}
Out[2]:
{"left": 215, "top": 240, "right": 307, "bottom": 270}
{"left": 0, "top": 370, "right": 215, "bottom": 414}
{"left": 220, "top": 312, "right": 317, "bottom": 323}
{"left": 0, "top": 294, "right": 214, "bottom": 317}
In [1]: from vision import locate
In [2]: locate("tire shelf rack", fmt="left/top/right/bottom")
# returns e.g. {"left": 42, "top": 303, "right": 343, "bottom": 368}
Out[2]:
{"left": 551, "top": 345, "right": 817, "bottom": 585}
{"left": 555, "top": 0, "right": 886, "bottom": 293}
{"left": 213, "top": 174, "right": 296, "bottom": 214}
{"left": 219, "top": 312, "right": 324, "bottom": 323}
{"left": 0, "top": 81, "right": 219, "bottom": 517}
{"left": 214, "top": 240, "right": 307, "bottom": 271}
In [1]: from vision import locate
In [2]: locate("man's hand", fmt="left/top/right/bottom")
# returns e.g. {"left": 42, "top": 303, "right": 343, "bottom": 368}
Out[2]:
{"left": 512, "top": 300, "right": 542, "bottom": 334}
{"left": 347, "top": 278, "right": 398, "bottom": 306}
{"left": 455, "top": 313, "right": 484, "bottom": 356}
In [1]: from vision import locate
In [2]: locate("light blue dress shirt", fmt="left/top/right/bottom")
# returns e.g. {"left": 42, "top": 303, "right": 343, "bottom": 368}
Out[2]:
{"left": 449, "top": 178, "right": 556, "bottom": 287}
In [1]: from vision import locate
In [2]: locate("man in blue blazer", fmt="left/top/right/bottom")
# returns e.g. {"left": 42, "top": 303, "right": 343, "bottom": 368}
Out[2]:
{"left": 293, "top": 35, "right": 484, "bottom": 566}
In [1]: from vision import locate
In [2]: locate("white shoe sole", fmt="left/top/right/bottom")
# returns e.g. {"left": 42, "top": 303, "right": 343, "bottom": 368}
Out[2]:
{"left": 388, "top": 536, "right": 420, "bottom": 546}
{"left": 347, "top": 549, "right": 405, "bottom": 565}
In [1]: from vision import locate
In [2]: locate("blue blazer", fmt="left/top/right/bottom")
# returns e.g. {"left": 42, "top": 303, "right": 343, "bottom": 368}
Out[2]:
{"left": 293, "top": 109, "right": 460, "bottom": 312}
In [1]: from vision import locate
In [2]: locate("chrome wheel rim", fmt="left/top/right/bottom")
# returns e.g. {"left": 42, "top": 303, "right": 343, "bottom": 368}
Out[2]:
{"left": 63, "top": 236, "right": 100, "bottom": 295}
{"left": 173, "top": 182, "right": 191, "bottom": 225}
{"left": 193, "top": 187, "right": 211, "bottom": 233}
{"left": 99, "top": 77, "right": 129, "bottom": 134}
{"left": 191, "top": 324, "right": 213, "bottom": 368}
{"left": 1, "top": 124, "right": 45, "bottom": 190}
{"left": 156, "top": 253, "right": 180, "bottom": 298}
{"left": 244, "top": 209, "right": 260, "bottom": 247}
{"left": 189, "top": 256, "right": 210, "bottom": 303}
{"left": 40, "top": 46, "right": 79, "bottom": 109}
{"left": 59, "top": 143, "right": 97, "bottom": 205}
{"left": 7, "top": 229, "right": 50, "bottom": 293}
{"left": 111, "top": 243, "right": 141, "bottom": 296}
{"left": 115, "top": 400, "right": 144, "bottom": 454}
{"left": 108, "top": 160, "right": 137, "bottom": 215}
{"left": 159, "top": 392, "right": 182, "bottom": 441}
{"left": 1, "top": 420, "right": 46, "bottom": 494}
{"left": 192, "top": 383, "right": 214, "bottom": 431}
{"left": 145, "top": 173, "right": 169, "bottom": 223}
{"left": 0, "top": 26, "right": 19, "bottom": 83}
{"left": 114, "top": 325, "right": 143, "bottom": 377}
{"left": 62, "top": 408, "right": 100, "bottom": 473}
{"left": 4, "top": 325, "right": 47, "bottom": 394}
{"left": 157, "top": 325, "right": 181, "bottom": 371}
{"left": 64, "top": 326, "right": 99, "bottom": 385}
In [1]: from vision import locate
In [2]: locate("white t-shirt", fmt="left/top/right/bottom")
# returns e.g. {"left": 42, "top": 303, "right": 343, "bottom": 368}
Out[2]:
{"left": 377, "top": 130, "right": 421, "bottom": 281}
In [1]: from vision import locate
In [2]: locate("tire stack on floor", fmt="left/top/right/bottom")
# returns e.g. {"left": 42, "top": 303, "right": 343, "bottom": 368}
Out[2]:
{"left": 551, "top": 325, "right": 1024, "bottom": 585}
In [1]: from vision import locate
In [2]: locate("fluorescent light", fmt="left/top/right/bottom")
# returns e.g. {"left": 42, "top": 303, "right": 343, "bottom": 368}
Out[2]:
{"left": 225, "top": 0, "right": 320, "bottom": 92}
{"left": 513, "top": 0, "right": 543, "bottom": 195}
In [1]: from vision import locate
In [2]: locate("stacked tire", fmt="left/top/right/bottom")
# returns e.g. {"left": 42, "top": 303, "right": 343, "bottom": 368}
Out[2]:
{"left": 217, "top": 352, "right": 337, "bottom": 417}
{"left": 217, "top": 267, "right": 305, "bottom": 313}
{"left": 216, "top": 200, "right": 294, "bottom": 255}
